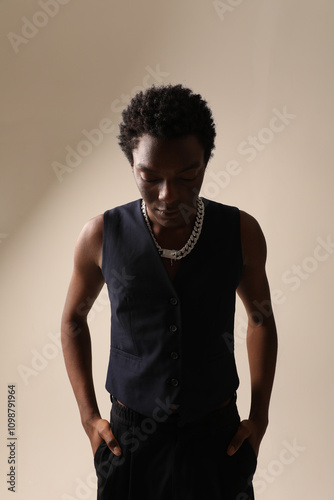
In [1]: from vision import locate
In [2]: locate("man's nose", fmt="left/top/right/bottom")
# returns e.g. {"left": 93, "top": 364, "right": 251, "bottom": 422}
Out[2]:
{"left": 158, "top": 180, "right": 179, "bottom": 205}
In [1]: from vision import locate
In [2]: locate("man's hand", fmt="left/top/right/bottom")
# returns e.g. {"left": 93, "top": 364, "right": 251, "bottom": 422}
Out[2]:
{"left": 226, "top": 418, "right": 267, "bottom": 457}
{"left": 84, "top": 415, "right": 122, "bottom": 457}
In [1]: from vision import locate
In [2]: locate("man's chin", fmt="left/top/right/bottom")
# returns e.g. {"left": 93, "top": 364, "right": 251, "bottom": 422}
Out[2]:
{"left": 155, "top": 216, "right": 183, "bottom": 229}
{"left": 146, "top": 204, "right": 195, "bottom": 229}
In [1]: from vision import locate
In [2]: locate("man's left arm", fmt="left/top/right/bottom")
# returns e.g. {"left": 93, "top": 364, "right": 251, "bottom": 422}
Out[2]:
{"left": 227, "top": 211, "right": 278, "bottom": 457}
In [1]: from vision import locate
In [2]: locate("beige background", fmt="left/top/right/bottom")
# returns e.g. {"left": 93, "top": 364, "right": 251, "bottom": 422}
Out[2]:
{"left": 1, "top": 0, "right": 333, "bottom": 498}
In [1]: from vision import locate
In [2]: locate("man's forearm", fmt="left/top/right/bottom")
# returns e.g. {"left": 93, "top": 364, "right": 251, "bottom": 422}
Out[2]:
{"left": 246, "top": 316, "right": 278, "bottom": 426}
{"left": 61, "top": 319, "right": 101, "bottom": 426}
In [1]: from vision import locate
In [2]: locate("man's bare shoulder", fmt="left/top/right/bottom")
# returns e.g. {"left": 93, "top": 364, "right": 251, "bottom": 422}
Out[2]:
{"left": 75, "top": 214, "right": 104, "bottom": 268}
{"left": 239, "top": 210, "right": 267, "bottom": 266}
{"left": 81, "top": 214, "right": 103, "bottom": 239}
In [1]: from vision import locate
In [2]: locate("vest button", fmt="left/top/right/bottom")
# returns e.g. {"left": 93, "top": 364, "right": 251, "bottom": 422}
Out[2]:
{"left": 170, "top": 352, "right": 180, "bottom": 360}
{"left": 171, "top": 378, "right": 179, "bottom": 387}
{"left": 169, "top": 324, "right": 178, "bottom": 333}
{"left": 170, "top": 297, "right": 178, "bottom": 306}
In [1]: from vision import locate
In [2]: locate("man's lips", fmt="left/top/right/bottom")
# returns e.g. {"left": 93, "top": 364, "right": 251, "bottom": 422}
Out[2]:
{"left": 156, "top": 208, "right": 180, "bottom": 216}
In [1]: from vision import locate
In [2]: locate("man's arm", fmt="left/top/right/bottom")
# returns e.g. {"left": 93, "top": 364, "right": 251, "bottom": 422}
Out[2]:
{"left": 227, "top": 211, "right": 278, "bottom": 457}
{"left": 61, "top": 215, "right": 121, "bottom": 456}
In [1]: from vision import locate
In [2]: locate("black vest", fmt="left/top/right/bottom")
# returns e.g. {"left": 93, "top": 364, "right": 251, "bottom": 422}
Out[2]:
{"left": 101, "top": 198, "right": 243, "bottom": 423}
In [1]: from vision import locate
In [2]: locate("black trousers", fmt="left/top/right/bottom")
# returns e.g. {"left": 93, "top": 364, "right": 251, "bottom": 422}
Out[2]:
{"left": 94, "top": 396, "right": 257, "bottom": 500}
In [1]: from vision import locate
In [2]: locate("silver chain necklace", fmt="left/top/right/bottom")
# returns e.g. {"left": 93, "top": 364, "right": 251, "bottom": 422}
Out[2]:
{"left": 141, "top": 197, "right": 205, "bottom": 262}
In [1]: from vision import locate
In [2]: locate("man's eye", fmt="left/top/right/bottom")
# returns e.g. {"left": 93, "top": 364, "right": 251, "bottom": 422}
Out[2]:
{"left": 181, "top": 175, "right": 197, "bottom": 182}
{"left": 141, "top": 176, "right": 159, "bottom": 183}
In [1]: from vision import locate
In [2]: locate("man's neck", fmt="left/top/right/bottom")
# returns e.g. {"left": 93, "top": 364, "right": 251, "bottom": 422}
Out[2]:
{"left": 150, "top": 217, "right": 196, "bottom": 251}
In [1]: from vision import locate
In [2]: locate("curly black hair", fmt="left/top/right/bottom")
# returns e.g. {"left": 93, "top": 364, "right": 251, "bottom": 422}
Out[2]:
{"left": 118, "top": 84, "right": 216, "bottom": 165}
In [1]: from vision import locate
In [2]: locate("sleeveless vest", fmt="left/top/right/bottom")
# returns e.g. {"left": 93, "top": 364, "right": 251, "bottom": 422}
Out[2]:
{"left": 101, "top": 197, "right": 243, "bottom": 423}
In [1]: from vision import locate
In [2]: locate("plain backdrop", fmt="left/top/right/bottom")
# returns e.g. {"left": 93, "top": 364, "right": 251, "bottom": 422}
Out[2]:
{"left": 1, "top": 1, "right": 334, "bottom": 499}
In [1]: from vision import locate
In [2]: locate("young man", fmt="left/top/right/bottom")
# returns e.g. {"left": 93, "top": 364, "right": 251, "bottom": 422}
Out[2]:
{"left": 61, "top": 84, "right": 277, "bottom": 499}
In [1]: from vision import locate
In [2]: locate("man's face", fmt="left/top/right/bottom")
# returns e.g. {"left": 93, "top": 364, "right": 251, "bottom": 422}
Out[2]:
{"left": 132, "top": 134, "right": 206, "bottom": 230}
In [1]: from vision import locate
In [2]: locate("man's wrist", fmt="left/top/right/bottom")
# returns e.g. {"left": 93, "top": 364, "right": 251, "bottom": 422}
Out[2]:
{"left": 248, "top": 412, "right": 269, "bottom": 436}
{"left": 81, "top": 409, "right": 101, "bottom": 430}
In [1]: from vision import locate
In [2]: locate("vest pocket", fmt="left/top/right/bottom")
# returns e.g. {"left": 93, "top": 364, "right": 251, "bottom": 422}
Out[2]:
{"left": 111, "top": 345, "right": 141, "bottom": 360}
{"left": 110, "top": 345, "right": 142, "bottom": 373}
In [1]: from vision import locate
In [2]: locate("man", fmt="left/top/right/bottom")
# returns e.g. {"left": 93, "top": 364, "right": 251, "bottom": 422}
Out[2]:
{"left": 61, "top": 84, "right": 277, "bottom": 500}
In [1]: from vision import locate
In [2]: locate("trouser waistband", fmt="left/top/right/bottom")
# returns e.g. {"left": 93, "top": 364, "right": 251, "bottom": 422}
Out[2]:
{"left": 111, "top": 394, "right": 238, "bottom": 429}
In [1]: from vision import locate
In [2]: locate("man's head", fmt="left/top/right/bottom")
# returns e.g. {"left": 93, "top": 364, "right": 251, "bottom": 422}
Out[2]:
{"left": 118, "top": 84, "right": 216, "bottom": 166}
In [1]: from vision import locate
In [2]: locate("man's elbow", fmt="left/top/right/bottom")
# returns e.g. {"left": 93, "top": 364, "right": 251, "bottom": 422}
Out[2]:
{"left": 61, "top": 314, "right": 88, "bottom": 348}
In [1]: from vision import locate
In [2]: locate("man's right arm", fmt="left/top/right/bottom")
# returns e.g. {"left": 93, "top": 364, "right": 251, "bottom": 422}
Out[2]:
{"left": 61, "top": 215, "right": 122, "bottom": 456}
